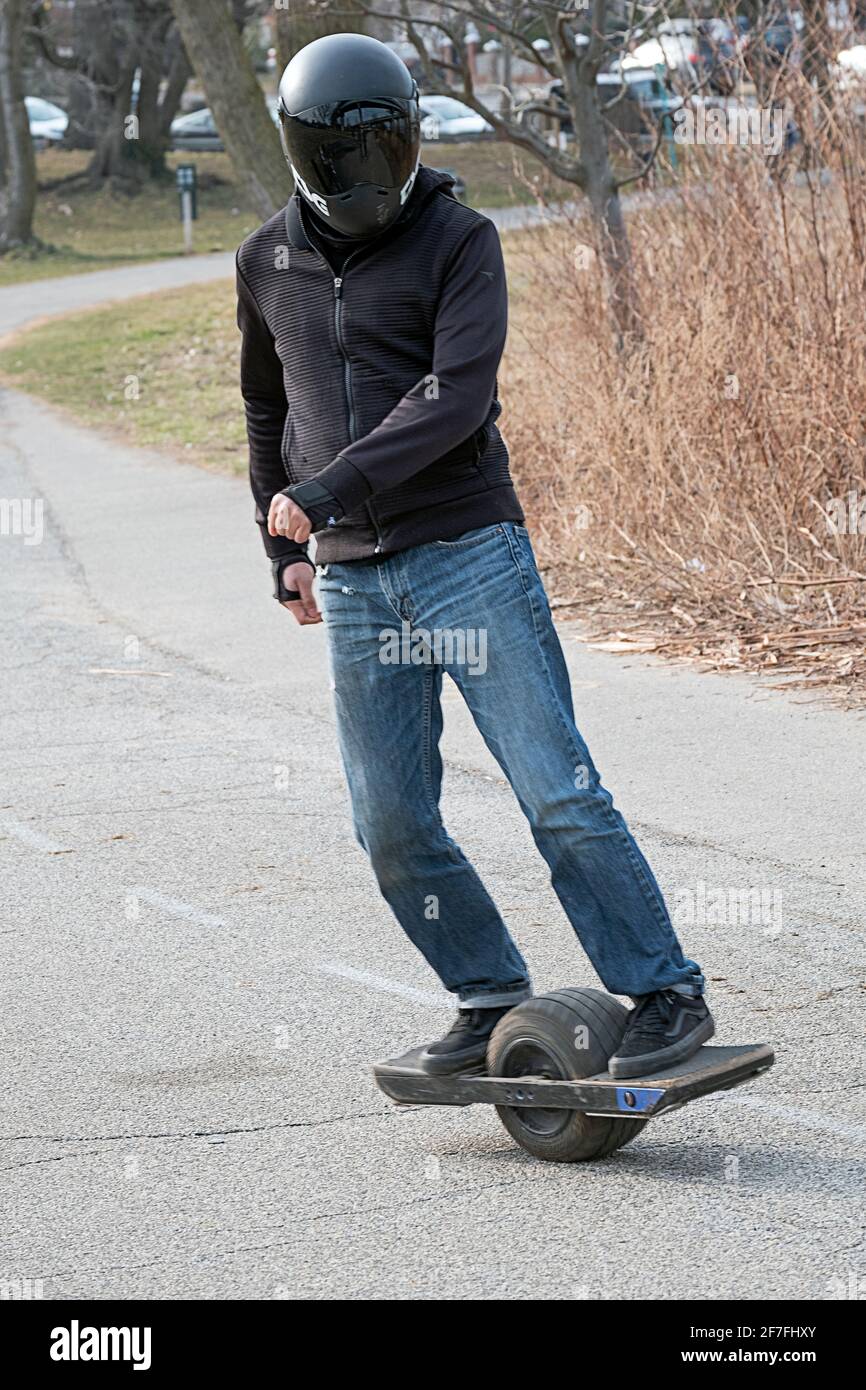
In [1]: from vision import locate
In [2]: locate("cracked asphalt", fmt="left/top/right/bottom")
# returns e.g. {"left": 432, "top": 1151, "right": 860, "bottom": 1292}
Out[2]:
{"left": 1, "top": 268, "right": 865, "bottom": 1300}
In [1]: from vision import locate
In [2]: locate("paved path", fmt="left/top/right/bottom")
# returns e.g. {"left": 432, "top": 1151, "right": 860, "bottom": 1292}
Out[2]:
{"left": 0, "top": 257, "right": 864, "bottom": 1301}
{"left": 0, "top": 205, "right": 550, "bottom": 339}
{"left": 0, "top": 252, "right": 238, "bottom": 338}
{"left": 0, "top": 190, "right": 687, "bottom": 339}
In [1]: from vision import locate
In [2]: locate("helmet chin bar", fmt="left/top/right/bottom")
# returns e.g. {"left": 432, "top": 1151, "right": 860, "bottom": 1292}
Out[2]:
{"left": 291, "top": 156, "right": 421, "bottom": 239}
{"left": 291, "top": 164, "right": 329, "bottom": 217}
{"left": 399, "top": 153, "right": 420, "bottom": 206}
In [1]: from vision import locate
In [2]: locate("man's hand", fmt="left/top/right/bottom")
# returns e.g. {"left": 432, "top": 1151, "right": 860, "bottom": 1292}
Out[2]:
{"left": 277, "top": 561, "right": 322, "bottom": 625}
{"left": 268, "top": 492, "right": 312, "bottom": 544}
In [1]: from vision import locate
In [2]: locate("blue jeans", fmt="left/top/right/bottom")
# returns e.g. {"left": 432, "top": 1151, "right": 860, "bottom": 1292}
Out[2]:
{"left": 318, "top": 523, "right": 703, "bottom": 1006}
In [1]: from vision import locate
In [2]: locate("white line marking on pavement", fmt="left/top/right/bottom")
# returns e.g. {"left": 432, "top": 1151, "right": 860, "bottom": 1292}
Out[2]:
{"left": 718, "top": 1093, "right": 866, "bottom": 1145}
{"left": 311, "top": 960, "right": 450, "bottom": 1008}
{"left": 10, "top": 817, "right": 859, "bottom": 1147}
{"left": 88, "top": 668, "right": 174, "bottom": 678}
{"left": 2, "top": 820, "right": 67, "bottom": 853}
{"left": 133, "top": 888, "right": 225, "bottom": 929}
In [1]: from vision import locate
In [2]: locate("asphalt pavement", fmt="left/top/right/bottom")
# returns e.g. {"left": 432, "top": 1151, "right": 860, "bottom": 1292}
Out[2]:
{"left": 1, "top": 259, "right": 864, "bottom": 1301}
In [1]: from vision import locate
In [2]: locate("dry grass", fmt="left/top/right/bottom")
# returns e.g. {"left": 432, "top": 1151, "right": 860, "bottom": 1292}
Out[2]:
{"left": 502, "top": 137, "right": 866, "bottom": 704}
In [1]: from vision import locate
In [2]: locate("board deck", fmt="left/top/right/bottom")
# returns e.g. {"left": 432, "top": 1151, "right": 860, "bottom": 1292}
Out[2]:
{"left": 373, "top": 1043, "right": 774, "bottom": 1118}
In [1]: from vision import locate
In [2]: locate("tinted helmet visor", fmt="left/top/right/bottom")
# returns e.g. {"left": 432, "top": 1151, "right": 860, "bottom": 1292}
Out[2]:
{"left": 280, "top": 97, "right": 421, "bottom": 235}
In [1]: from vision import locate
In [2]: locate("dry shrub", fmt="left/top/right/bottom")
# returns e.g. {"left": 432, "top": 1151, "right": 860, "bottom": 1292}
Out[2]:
{"left": 502, "top": 129, "right": 866, "bottom": 700}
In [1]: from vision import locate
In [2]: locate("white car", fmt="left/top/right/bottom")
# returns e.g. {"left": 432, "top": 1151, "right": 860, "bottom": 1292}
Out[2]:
{"left": 835, "top": 44, "right": 866, "bottom": 110}
{"left": 26, "top": 97, "right": 68, "bottom": 148}
{"left": 623, "top": 34, "right": 700, "bottom": 81}
{"left": 837, "top": 43, "right": 866, "bottom": 83}
{"left": 657, "top": 19, "right": 699, "bottom": 38}
{"left": 419, "top": 96, "right": 493, "bottom": 142}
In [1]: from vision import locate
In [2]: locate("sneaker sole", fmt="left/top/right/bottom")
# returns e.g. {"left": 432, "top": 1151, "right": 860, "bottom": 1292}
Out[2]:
{"left": 608, "top": 1014, "right": 716, "bottom": 1080}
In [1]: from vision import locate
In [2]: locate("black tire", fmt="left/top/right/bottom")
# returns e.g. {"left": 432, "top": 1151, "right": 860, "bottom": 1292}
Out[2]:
{"left": 486, "top": 988, "right": 646, "bottom": 1163}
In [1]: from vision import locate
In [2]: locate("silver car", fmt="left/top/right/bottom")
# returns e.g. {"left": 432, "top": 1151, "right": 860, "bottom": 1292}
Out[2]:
{"left": 171, "top": 99, "right": 279, "bottom": 152}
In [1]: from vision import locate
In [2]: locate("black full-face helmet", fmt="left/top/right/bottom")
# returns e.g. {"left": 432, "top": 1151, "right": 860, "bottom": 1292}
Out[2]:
{"left": 278, "top": 33, "right": 421, "bottom": 239}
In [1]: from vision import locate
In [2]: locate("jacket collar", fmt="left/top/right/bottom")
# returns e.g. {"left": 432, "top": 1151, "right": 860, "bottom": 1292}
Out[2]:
{"left": 283, "top": 164, "right": 455, "bottom": 254}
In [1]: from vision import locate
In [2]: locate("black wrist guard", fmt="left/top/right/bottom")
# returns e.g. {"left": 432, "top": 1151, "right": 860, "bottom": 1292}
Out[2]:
{"left": 281, "top": 478, "right": 344, "bottom": 530}
{"left": 272, "top": 555, "right": 315, "bottom": 603}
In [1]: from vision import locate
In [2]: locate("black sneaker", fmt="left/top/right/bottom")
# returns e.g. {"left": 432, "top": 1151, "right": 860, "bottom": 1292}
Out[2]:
{"left": 422, "top": 1006, "right": 514, "bottom": 1076}
{"left": 608, "top": 990, "right": 715, "bottom": 1079}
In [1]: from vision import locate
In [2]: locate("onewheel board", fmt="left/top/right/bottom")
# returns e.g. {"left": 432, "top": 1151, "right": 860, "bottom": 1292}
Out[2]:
{"left": 374, "top": 1043, "right": 774, "bottom": 1119}
{"left": 374, "top": 988, "right": 775, "bottom": 1162}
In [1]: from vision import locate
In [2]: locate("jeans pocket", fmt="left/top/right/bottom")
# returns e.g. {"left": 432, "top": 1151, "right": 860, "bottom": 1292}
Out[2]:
{"left": 431, "top": 525, "right": 504, "bottom": 551}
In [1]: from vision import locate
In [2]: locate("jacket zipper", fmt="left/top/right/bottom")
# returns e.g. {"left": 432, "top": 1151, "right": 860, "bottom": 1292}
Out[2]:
{"left": 333, "top": 271, "right": 384, "bottom": 554}
{"left": 299, "top": 177, "right": 447, "bottom": 558}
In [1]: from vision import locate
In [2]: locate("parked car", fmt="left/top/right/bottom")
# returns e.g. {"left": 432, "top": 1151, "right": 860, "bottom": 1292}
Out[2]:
{"left": 835, "top": 43, "right": 866, "bottom": 112}
{"left": 742, "top": 9, "right": 800, "bottom": 72}
{"left": 170, "top": 99, "right": 279, "bottom": 152}
{"left": 170, "top": 106, "right": 222, "bottom": 152}
{"left": 544, "top": 71, "right": 680, "bottom": 145}
{"left": 26, "top": 96, "right": 68, "bottom": 149}
{"left": 837, "top": 42, "right": 866, "bottom": 84}
{"left": 622, "top": 33, "right": 702, "bottom": 87}
{"left": 763, "top": 16, "right": 800, "bottom": 63}
{"left": 696, "top": 19, "right": 740, "bottom": 94}
{"left": 418, "top": 95, "right": 493, "bottom": 142}
{"left": 597, "top": 70, "right": 683, "bottom": 146}
{"left": 657, "top": 18, "right": 698, "bottom": 36}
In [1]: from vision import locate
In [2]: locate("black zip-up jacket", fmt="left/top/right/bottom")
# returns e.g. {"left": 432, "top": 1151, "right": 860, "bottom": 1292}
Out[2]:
{"left": 236, "top": 165, "right": 523, "bottom": 566}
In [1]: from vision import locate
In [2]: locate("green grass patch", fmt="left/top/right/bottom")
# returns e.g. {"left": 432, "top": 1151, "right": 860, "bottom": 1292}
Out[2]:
{"left": 0, "top": 150, "right": 260, "bottom": 287}
{"left": 423, "top": 139, "right": 568, "bottom": 208}
{"left": 0, "top": 278, "right": 246, "bottom": 473}
{"left": 0, "top": 218, "right": 549, "bottom": 474}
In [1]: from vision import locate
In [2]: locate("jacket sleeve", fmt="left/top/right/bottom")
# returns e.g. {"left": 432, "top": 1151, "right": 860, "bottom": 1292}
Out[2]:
{"left": 306, "top": 217, "right": 508, "bottom": 515}
{"left": 237, "top": 252, "right": 311, "bottom": 564}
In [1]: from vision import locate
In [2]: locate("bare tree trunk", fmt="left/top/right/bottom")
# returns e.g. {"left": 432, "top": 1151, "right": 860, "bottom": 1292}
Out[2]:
{"left": 0, "top": 0, "right": 37, "bottom": 252}
{"left": 86, "top": 5, "right": 172, "bottom": 185}
{"left": 170, "top": 0, "right": 288, "bottom": 219}
{"left": 125, "top": 12, "right": 179, "bottom": 180}
{"left": 274, "top": 4, "right": 300, "bottom": 73}
{"left": 397, "top": 0, "right": 643, "bottom": 347}
{"left": 574, "top": 87, "right": 641, "bottom": 344}
{"left": 274, "top": 0, "right": 365, "bottom": 73}
{"left": 158, "top": 35, "right": 192, "bottom": 139}
{"left": 136, "top": 27, "right": 167, "bottom": 170}
{"left": 87, "top": 62, "right": 140, "bottom": 183}
{"left": 560, "top": 11, "right": 642, "bottom": 346}
{"left": 62, "top": 77, "right": 98, "bottom": 152}
{"left": 34, "top": 0, "right": 190, "bottom": 181}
